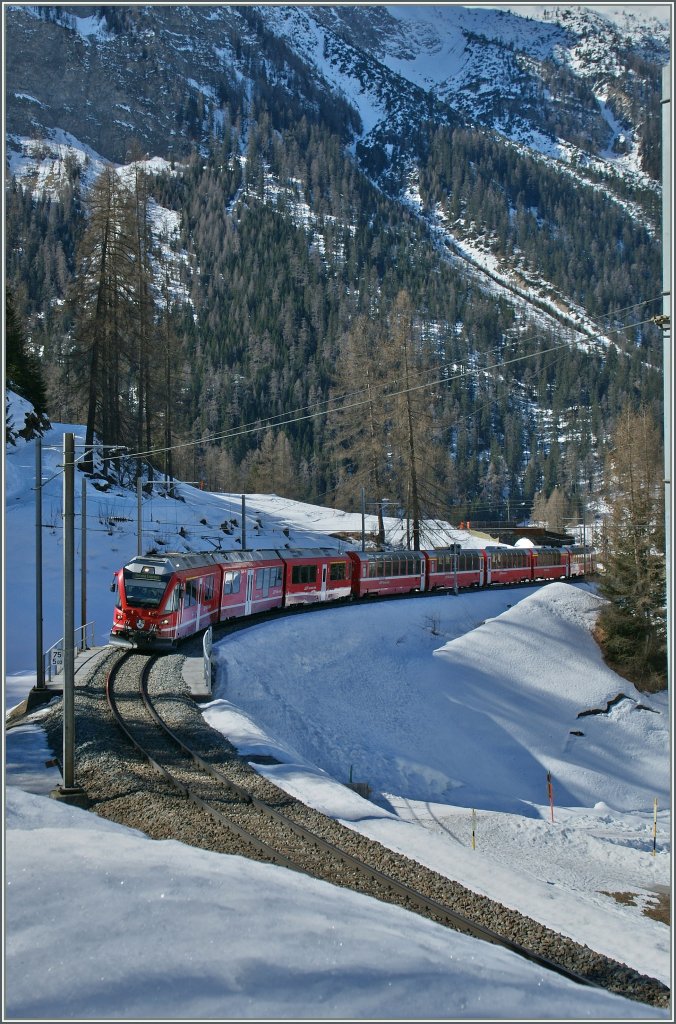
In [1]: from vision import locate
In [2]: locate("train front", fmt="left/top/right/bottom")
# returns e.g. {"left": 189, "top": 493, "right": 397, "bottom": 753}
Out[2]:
{"left": 109, "top": 556, "right": 179, "bottom": 650}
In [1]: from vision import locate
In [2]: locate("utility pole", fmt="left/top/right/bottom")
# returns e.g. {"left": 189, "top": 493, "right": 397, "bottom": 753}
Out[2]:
{"left": 81, "top": 476, "right": 87, "bottom": 648}
{"left": 241, "top": 494, "right": 247, "bottom": 550}
{"left": 661, "top": 64, "right": 672, "bottom": 688}
{"left": 53, "top": 432, "right": 86, "bottom": 802}
{"left": 361, "top": 487, "right": 366, "bottom": 552}
{"left": 62, "top": 432, "right": 76, "bottom": 791}
{"left": 35, "top": 436, "right": 44, "bottom": 690}
{"left": 137, "top": 476, "right": 143, "bottom": 556}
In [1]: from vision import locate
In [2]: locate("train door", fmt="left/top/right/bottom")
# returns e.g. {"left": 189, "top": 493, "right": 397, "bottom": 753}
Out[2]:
{"left": 196, "top": 579, "right": 202, "bottom": 632}
{"left": 321, "top": 563, "right": 327, "bottom": 600}
{"left": 484, "top": 552, "right": 491, "bottom": 586}
{"left": 245, "top": 569, "right": 255, "bottom": 615}
{"left": 420, "top": 557, "right": 426, "bottom": 591}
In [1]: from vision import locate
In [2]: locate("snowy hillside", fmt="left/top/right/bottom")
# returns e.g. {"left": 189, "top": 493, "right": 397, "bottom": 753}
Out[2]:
{"left": 4, "top": 392, "right": 488, "bottom": 676}
{"left": 4, "top": 397, "right": 671, "bottom": 1019}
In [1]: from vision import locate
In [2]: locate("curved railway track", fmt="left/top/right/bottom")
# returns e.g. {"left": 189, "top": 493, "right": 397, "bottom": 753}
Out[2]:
{"left": 100, "top": 648, "right": 669, "bottom": 1009}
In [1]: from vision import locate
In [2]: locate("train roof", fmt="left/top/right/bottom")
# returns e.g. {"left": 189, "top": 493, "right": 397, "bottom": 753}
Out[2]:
{"left": 280, "top": 548, "right": 350, "bottom": 559}
{"left": 123, "top": 549, "right": 283, "bottom": 574}
{"left": 350, "top": 549, "right": 424, "bottom": 561}
{"left": 217, "top": 549, "right": 283, "bottom": 564}
{"left": 123, "top": 552, "right": 222, "bottom": 575}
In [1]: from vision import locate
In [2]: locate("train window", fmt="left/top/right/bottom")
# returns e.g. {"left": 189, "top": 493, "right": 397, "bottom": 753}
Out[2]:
{"left": 329, "top": 562, "right": 346, "bottom": 581}
{"left": 203, "top": 575, "right": 215, "bottom": 601}
{"left": 224, "top": 571, "right": 241, "bottom": 595}
{"left": 458, "top": 552, "right": 480, "bottom": 572}
{"left": 123, "top": 575, "right": 167, "bottom": 608}
{"left": 165, "top": 587, "right": 180, "bottom": 612}
{"left": 186, "top": 580, "right": 200, "bottom": 606}
{"left": 292, "top": 564, "right": 317, "bottom": 585}
{"left": 539, "top": 550, "right": 561, "bottom": 566}
{"left": 255, "top": 567, "right": 281, "bottom": 593}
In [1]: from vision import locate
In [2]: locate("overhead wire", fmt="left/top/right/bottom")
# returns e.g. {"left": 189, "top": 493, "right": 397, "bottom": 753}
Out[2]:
{"left": 21, "top": 304, "right": 662, "bottom": 493}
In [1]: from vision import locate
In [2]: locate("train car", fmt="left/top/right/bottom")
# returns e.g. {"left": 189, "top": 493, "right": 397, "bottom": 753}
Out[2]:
{"left": 425, "top": 546, "right": 487, "bottom": 591}
{"left": 531, "top": 546, "right": 568, "bottom": 581}
{"left": 349, "top": 549, "right": 426, "bottom": 598}
{"left": 219, "top": 550, "right": 285, "bottom": 619}
{"left": 456, "top": 548, "right": 487, "bottom": 588}
{"left": 424, "top": 547, "right": 461, "bottom": 592}
{"left": 110, "top": 551, "right": 224, "bottom": 650}
{"left": 566, "top": 545, "right": 595, "bottom": 577}
{"left": 484, "top": 546, "right": 532, "bottom": 586}
{"left": 280, "top": 548, "right": 353, "bottom": 606}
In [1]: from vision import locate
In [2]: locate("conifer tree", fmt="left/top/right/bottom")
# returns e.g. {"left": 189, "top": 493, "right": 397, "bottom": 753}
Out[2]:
{"left": 5, "top": 289, "right": 48, "bottom": 415}
{"left": 597, "top": 406, "right": 666, "bottom": 690}
{"left": 67, "top": 165, "right": 161, "bottom": 475}
{"left": 329, "top": 314, "right": 389, "bottom": 545}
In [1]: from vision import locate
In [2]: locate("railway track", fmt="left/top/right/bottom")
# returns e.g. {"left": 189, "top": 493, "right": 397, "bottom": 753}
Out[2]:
{"left": 98, "top": 648, "right": 669, "bottom": 1010}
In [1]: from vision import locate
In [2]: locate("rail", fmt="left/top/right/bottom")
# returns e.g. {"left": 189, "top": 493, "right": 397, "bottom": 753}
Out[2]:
{"left": 44, "top": 622, "right": 96, "bottom": 682}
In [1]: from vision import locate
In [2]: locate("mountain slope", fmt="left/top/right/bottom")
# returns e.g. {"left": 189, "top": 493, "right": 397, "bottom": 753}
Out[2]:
{"left": 4, "top": 3, "right": 669, "bottom": 522}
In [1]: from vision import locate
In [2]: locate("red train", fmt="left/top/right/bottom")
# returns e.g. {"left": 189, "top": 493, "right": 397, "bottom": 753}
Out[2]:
{"left": 109, "top": 544, "right": 596, "bottom": 651}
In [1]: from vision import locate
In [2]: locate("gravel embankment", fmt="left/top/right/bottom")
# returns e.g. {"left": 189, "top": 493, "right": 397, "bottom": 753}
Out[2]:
{"left": 14, "top": 644, "right": 671, "bottom": 1011}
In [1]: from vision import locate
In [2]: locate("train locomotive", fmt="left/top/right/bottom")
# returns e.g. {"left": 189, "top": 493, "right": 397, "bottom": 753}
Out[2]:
{"left": 109, "top": 543, "right": 595, "bottom": 651}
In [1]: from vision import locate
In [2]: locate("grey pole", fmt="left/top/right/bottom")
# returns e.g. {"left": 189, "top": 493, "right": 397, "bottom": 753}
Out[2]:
{"left": 241, "top": 494, "right": 247, "bottom": 550}
{"left": 137, "top": 476, "right": 143, "bottom": 556}
{"left": 81, "top": 476, "right": 87, "bottom": 649}
{"left": 361, "top": 487, "right": 366, "bottom": 552}
{"left": 35, "top": 436, "right": 44, "bottom": 689}
{"left": 662, "top": 64, "right": 672, "bottom": 687}
{"left": 62, "top": 432, "right": 76, "bottom": 790}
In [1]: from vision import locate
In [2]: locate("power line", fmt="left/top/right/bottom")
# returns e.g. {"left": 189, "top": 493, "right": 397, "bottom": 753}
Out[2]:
{"left": 13, "top": 306, "right": 662, "bottom": 493}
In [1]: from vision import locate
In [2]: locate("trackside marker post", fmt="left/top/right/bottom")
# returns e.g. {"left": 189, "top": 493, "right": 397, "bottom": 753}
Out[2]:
{"left": 547, "top": 770, "right": 554, "bottom": 823}
{"left": 653, "top": 798, "right": 658, "bottom": 856}
{"left": 471, "top": 809, "right": 476, "bottom": 850}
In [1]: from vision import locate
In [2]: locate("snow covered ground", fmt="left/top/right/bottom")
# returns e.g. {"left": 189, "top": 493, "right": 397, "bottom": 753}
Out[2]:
{"left": 3, "top": 398, "right": 672, "bottom": 1020}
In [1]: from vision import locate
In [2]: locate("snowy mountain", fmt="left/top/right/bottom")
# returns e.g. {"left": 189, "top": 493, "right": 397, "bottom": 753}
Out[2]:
{"left": 4, "top": 3, "right": 671, "bottom": 522}
{"left": 5, "top": 4, "right": 670, "bottom": 180}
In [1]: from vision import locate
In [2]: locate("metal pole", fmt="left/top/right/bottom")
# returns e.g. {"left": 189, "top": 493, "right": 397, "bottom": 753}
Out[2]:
{"left": 361, "top": 487, "right": 366, "bottom": 552}
{"left": 662, "top": 64, "right": 672, "bottom": 689}
{"left": 241, "top": 494, "right": 247, "bottom": 550}
{"left": 81, "top": 476, "right": 87, "bottom": 649}
{"left": 137, "top": 476, "right": 143, "bottom": 556}
{"left": 62, "top": 433, "right": 76, "bottom": 790}
{"left": 35, "top": 436, "right": 44, "bottom": 689}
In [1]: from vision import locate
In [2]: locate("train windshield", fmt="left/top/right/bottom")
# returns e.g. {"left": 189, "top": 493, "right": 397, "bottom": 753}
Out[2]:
{"left": 123, "top": 571, "right": 169, "bottom": 608}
